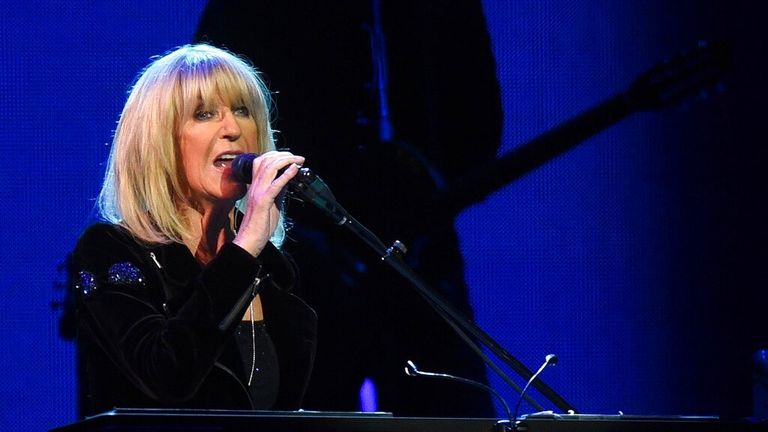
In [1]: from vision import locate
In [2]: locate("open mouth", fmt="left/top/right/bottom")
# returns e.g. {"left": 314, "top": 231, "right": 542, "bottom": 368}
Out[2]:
{"left": 213, "top": 153, "right": 238, "bottom": 168}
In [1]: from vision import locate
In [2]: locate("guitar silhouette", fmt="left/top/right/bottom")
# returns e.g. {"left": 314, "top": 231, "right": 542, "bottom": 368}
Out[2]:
{"left": 423, "top": 41, "right": 732, "bottom": 227}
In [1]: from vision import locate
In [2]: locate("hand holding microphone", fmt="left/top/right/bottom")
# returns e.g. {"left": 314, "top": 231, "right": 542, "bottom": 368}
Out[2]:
{"left": 233, "top": 152, "right": 349, "bottom": 226}
{"left": 231, "top": 152, "right": 302, "bottom": 184}
{"left": 232, "top": 151, "right": 304, "bottom": 257}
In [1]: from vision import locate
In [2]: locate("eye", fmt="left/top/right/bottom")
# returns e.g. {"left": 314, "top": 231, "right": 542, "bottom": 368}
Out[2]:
{"left": 194, "top": 109, "right": 216, "bottom": 121}
{"left": 233, "top": 106, "right": 250, "bottom": 117}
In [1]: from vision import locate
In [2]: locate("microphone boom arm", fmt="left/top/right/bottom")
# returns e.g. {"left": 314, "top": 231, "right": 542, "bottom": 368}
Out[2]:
{"left": 284, "top": 41, "right": 731, "bottom": 417}
{"left": 289, "top": 177, "right": 576, "bottom": 413}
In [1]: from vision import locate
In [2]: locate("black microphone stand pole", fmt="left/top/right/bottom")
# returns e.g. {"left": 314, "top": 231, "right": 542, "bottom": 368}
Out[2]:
{"left": 289, "top": 170, "right": 567, "bottom": 412}
{"left": 289, "top": 40, "right": 729, "bottom": 416}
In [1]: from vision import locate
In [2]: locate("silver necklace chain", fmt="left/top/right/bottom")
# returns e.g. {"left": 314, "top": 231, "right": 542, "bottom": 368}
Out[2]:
{"left": 247, "top": 272, "right": 264, "bottom": 386}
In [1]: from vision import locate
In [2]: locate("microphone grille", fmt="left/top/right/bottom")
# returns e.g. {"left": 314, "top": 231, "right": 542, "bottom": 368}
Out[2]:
{"left": 232, "top": 153, "right": 258, "bottom": 184}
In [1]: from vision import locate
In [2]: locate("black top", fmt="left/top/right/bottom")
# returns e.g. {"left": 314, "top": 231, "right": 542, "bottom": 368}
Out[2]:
{"left": 233, "top": 320, "right": 280, "bottom": 409}
{"left": 71, "top": 223, "right": 317, "bottom": 417}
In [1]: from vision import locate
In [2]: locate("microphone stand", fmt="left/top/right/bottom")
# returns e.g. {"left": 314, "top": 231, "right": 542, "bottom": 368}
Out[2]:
{"left": 289, "top": 169, "right": 570, "bottom": 413}
{"left": 289, "top": 41, "right": 730, "bottom": 416}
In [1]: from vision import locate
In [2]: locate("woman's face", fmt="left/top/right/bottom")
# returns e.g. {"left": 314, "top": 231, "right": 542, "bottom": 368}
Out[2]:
{"left": 179, "top": 97, "right": 256, "bottom": 207}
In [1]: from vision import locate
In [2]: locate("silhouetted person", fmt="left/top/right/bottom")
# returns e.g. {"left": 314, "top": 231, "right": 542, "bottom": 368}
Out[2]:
{"left": 197, "top": 0, "right": 502, "bottom": 417}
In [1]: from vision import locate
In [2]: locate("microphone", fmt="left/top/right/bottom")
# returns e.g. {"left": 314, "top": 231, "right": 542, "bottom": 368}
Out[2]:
{"left": 231, "top": 152, "right": 299, "bottom": 185}
{"left": 511, "top": 354, "right": 558, "bottom": 428}
{"left": 231, "top": 153, "right": 349, "bottom": 224}
{"left": 405, "top": 360, "right": 513, "bottom": 430}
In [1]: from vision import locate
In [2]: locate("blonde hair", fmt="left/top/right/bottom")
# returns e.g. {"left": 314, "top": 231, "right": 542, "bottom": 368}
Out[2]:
{"left": 97, "top": 44, "right": 282, "bottom": 245}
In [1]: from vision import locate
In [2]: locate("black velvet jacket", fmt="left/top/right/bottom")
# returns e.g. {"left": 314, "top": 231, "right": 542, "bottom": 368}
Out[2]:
{"left": 71, "top": 223, "right": 317, "bottom": 416}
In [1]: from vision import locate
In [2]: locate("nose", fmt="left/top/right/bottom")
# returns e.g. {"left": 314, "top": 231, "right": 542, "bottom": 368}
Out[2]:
{"left": 220, "top": 109, "right": 242, "bottom": 142}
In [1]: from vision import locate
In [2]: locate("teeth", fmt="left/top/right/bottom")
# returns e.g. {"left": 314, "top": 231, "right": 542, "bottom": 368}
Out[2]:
{"left": 213, "top": 154, "right": 238, "bottom": 168}
{"left": 214, "top": 154, "right": 239, "bottom": 168}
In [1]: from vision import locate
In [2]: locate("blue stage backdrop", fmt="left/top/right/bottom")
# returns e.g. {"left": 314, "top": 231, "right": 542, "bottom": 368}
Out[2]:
{"left": 1, "top": 1, "right": 766, "bottom": 430}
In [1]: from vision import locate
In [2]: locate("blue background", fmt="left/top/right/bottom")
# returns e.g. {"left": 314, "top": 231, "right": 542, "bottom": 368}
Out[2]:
{"left": 1, "top": 1, "right": 766, "bottom": 430}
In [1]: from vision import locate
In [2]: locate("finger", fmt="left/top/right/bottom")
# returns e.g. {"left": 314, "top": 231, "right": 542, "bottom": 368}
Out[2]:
{"left": 249, "top": 152, "right": 304, "bottom": 178}
{"left": 264, "top": 154, "right": 305, "bottom": 175}
{"left": 246, "top": 163, "right": 301, "bottom": 209}
{"left": 256, "top": 150, "right": 303, "bottom": 164}
{"left": 269, "top": 162, "right": 301, "bottom": 190}
{"left": 250, "top": 154, "right": 304, "bottom": 187}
